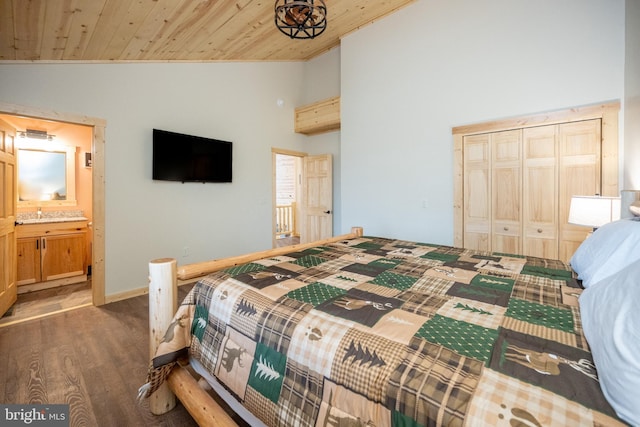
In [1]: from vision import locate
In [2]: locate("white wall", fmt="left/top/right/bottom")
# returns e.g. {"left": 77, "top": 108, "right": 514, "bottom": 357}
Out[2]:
{"left": 0, "top": 61, "right": 309, "bottom": 296}
{"left": 301, "top": 48, "right": 342, "bottom": 233}
{"left": 625, "top": 0, "right": 640, "bottom": 189}
{"left": 340, "top": 0, "right": 626, "bottom": 244}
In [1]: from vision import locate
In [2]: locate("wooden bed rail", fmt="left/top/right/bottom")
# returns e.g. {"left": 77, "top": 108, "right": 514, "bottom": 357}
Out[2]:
{"left": 177, "top": 227, "right": 364, "bottom": 280}
{"left": 148, "top": 227, "right": 364, "bottom": 423}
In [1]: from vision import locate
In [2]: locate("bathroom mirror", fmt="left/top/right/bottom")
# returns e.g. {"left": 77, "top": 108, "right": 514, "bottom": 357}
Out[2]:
{"left": 17, "top": 142, "right": 77, "bottom": 207}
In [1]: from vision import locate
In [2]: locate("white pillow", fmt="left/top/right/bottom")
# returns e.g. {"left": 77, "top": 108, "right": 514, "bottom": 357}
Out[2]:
{"left": 579, "top": 260, "right": 640, "bottom": 425}
{"left": 569, "top": 219, "right": 640, "bottom": 288}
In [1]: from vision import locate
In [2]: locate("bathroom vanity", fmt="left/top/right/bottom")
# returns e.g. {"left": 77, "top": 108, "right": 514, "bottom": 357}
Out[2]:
{"left": 16, "top": 215, "right": 88, "bottom": 291}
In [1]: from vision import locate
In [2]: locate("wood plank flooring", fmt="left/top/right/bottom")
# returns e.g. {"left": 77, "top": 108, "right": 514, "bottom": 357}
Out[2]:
{"left": 0, "top": 281, "right": 92, "bottom": 327}
{"left": 0, "top": 285, "right": 200, "bottom": 426}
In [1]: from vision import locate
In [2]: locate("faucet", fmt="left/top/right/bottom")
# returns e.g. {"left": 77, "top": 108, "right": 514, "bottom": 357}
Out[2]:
{"left": 37, "top": 207, "right": 42, "bottom": 219}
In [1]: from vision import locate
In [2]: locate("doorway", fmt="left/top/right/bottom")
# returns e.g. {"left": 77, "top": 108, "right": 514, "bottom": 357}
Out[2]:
{"left": 0, "top": 102, "right": 106, "bottom": 315}
{"left": 272, "top": 149, "right": 305, "bottom": 248}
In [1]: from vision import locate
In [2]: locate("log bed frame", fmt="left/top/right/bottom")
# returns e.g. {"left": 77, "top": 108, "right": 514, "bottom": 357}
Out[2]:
{"left": 147, "top": 226, "right": 364, "bottom": 426}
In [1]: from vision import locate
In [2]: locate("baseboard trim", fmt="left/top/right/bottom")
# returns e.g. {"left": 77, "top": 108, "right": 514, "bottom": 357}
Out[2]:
{"left": 105, "top": 280, "right": 196, "bottom": 304}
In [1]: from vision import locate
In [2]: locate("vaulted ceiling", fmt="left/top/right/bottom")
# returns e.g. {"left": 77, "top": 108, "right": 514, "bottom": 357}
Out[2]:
{"left": 0, "top": 0, "right": 414, "bottom": 62}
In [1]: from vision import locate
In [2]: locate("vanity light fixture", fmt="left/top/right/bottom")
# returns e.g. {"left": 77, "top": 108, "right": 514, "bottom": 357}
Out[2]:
{"left": 19, "top": 129, "right": 55, "bottom": 140}
{"left": 275, "top": 0, "right": 327, "bottom": 39}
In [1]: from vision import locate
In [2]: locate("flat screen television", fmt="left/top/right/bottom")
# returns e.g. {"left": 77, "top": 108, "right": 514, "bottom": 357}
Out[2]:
{"left": 153, "top": 128, "right": 232, "bottom": 183}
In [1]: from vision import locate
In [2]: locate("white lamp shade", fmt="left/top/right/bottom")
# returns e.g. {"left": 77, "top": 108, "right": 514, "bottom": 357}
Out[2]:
{"left": 568, "top": 196, "right": 621, "bottom": 228}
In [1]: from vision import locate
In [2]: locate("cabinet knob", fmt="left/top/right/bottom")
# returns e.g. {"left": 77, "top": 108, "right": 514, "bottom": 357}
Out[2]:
{"left": 503, "top": 227, "right": 508, "bottom": 231}
{"left": 537, "top": 228, "right": 543, "bottom": 233}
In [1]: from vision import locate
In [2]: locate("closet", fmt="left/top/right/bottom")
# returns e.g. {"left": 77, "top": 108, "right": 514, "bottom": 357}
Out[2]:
{"left": 453, "top": 102, "right": 619, "bottom": 262}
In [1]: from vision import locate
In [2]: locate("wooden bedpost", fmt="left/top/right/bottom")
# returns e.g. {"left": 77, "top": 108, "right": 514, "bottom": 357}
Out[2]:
{"left": 148, "top": 258, "right": 178, "bottom": 415}
{"left": 351, "top": 226, "right": 363, "bottom": 237}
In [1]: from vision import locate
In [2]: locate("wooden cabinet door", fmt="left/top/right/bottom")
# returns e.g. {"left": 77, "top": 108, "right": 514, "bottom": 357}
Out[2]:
{"left": 558, "top": 120, "right": 601, "bottom": 261}
{"left": 491, "top": 130, "right": 521, "bottom": 254}
{"left": 17, "top": 237, "right": 41, "bottom": 285}
{"left": 523, "top": 125, "right": 558, "bottom": 259}
{"left": 41, "top": 232, "right": 86, "bottom": 282}
{"left": 463, "top": 134, "right": 491, "bottom": 251}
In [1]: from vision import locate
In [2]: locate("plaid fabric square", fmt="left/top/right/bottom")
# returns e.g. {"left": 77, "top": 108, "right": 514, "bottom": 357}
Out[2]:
{"left": 315, "top": 258, "right": 353, "bottom": 274}
{"left": 255, "top": 297, "right": 311, "bottom": 354}
{"left": 410, "top": 275, "right": 455, "bottom": 296}
{"left": 396, "top": 290, "right": 448, "bottom": 318}
{"left": 294, "top": 266, "right": 334, "bottom": 284}
{"left": 287, "top": 309, "right": 353, "bottom": 377}
{"left": 465, "top": 369, "right": 625, "bottom": 426}
{"left": 190, "top": 322, "right": 225, "bottom": 375}
{"left": 277, "top": 359, "right": 324, "bottom": 426}
{"left": 355, "top": 282, "right": 404, "bottom": 298}
{"left": 570, "top": 306, "right": 590, "bottom": 351}
{"left": 387, "top": 338, "right": 482, "bottom": 426}
{"left": 389, "top": 258, "right": 438, "bottom": 278}
{"left": 314, "top": 245, "right": 353, "bottom": 260}
{"left": 243, "top": 387, "right": 277, "bottom": 426}
{"left": 511, "top": 275, "right": 564, "bottom": 306}
{"left": 332, "top": 328, "right": 405, "bottom": 402}
{"left": 522, "top": 255, "right": 570, "bottom": 270}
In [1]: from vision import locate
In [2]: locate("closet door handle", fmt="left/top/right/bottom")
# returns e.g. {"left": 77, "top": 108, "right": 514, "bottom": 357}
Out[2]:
{"left": 36, "top": 239, "right": 39, "bottom": 250}
{"left": 324, "top": 210, "right": 331, "bottom": 214}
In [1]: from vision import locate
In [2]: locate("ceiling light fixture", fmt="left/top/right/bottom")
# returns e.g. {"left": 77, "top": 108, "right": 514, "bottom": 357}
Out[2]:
{"left": 274, "top": 0, "right": 327, "bottom": 39}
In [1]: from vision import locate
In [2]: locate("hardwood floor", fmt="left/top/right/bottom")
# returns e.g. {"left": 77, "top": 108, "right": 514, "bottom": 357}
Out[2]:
{"left": 0, "top": 281, "right": 92, "bottom": 328}
{"left": 276, "top": 235, "right": 300, "bottom": 247}
{"left": 0, "top": 284, "right": 200, "bottom": 426}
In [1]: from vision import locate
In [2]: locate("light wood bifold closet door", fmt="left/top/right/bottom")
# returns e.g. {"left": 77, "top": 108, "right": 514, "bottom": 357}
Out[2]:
{"left": 454, "top": 102, "right": 618, "bottom": 263}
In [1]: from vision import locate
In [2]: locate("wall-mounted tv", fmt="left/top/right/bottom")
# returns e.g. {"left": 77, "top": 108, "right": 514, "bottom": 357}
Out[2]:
{"left": 153, "top": 128, "right": 232, "bottom": 183}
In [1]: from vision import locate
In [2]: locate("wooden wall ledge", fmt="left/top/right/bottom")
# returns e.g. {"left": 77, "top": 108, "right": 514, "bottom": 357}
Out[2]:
{"left": 294, "top": 96, "right": 340, "bottom": 135}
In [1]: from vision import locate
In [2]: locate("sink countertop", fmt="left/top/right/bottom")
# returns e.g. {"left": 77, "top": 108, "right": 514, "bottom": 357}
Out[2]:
{"left": 16, "top": 216, "right": 88, "bottom": 225}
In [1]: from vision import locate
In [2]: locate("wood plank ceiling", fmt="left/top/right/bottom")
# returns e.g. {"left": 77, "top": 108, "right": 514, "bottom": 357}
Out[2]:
{"left": 0, "top": 0, "right": 414, "bottom": 62}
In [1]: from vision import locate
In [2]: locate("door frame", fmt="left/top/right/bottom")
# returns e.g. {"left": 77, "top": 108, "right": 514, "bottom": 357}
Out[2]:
{"left": 0, "top": 102, "right": 106, "bottom": 306}
{"left": 272, "top": 148, "right": 307, "bottom": 248}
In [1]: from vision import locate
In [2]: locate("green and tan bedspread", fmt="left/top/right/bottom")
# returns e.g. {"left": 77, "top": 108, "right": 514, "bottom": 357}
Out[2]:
{"left": 142, "top": 236, "right": 625, "bottom": 426}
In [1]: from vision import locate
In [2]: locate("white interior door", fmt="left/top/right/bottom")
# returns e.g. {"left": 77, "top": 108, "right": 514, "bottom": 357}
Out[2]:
{"left": 0, "top": 118, "right": 17, "bottom": 317}
{"left": 300, "top": 154, "right": 333, "bottom": 243}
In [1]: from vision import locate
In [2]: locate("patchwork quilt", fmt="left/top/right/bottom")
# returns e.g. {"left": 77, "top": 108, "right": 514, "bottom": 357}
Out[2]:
{"left": 141, "top": 236, "right": 625, "bottom": 426}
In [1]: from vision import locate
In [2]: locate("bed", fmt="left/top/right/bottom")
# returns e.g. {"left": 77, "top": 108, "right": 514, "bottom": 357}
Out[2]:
{"left": 139, "top": 220, "right": 640, "bottom": 426}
